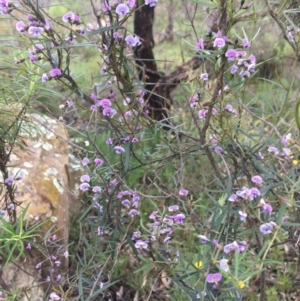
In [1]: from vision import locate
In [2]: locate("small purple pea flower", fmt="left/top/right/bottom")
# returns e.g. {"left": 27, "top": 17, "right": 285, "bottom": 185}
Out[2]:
{"left": 125, "top": 35, "right": 141, "bottom": 47}
{"left": 145, "top": 0, "right": 158, "bottom": 7}
{"left": 80, "top": 174, "right": 90, "bottom": 182}
{"left": 49, "top": 68, "right": 62, "bottom": 78}
{"left": 103, "top": 107, "right": 116, "bottom": 117}
{"left": 268, "top": 146, "right": 279, "bottom": 155}
{"left": 82, "top": 157, "right": 90, "bottom": 166}
{"left": 251, "top": 175, "right": 263, "bottom": 184}
{"left": 179, "top": 188, "right": 189, "bottom": 196}
{"left": 94, "top": 158, "right": 104, "bottom": 166}
{"left": 168, "top": 205, "right": 179, "bottom": 212}
{"left": 196, "top": 38, "right": 204, "bottom": 50}
{"left": 206, "top": 273, "right": 222, "bottom": 283}
{"left": 135, "top": 240, "right": 148, "bottom": 249}
{"left": 242, "top": 38, "right": 251, "bottom": 48}
{"left": 219, "top": 258, "right": 229, "bottom": 272}
{"left": 16, "top": 21, "right": 26, "bottom": 33}
{"left": 114, "top": 146, "right": 125, "bottom": 154}
{"left": 115, "top": 3, "right": 129, "bottom": 16}
{"left": 225, "top": 49, "right": 238, "bottom": 61}
{"left": 28, "top": 26, "right": 44, "bottom": 37}
{"left": 79, "top": 183, "right": 90, "bottom": 191}
{"left": 198, "top": 234, "right": 210, "bottom": 243}
{"left": 106, "top": 138, "right": 113, "bottom": 145}
{"left": 92, "top": 186, "right": 102, "bottom": 193}
{"left": 238, "top": 211, "right": 247, "bottom": 222}
{"left": 4, "top": 177, "right": 13, "bottom": 186}
{"left": 260, "top": 222, "right": 276, "bottom": 235}
{"left": 230, "top": 64, "right": 238, "bottom": 74}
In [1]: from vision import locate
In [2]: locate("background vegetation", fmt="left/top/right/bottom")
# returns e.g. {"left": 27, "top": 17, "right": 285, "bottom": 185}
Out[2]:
{"left": 1, "top": 0, "right": 300, "bottom": 300}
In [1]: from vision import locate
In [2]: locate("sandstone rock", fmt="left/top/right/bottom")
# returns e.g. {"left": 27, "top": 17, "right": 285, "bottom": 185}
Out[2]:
{"left": 0, "top": 109, "right": 80, "bottom": 300}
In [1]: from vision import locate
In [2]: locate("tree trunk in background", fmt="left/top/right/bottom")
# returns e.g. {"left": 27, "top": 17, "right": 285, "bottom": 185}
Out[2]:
{"left": 165, "top": 0, "right": 174, "bottom": 42}
{"left": 134, "top": 4, "right": 170, "bottom": 123}
{"left": 134, "top": 3, "right": 204, "bottom": 124}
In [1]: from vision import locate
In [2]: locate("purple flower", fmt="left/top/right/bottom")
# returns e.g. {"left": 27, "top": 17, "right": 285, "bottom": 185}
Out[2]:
{"left": 114, "top": 146, "right": 125, "bottom": 154}
{"left": 121, "top": 199, "right": 131, "bottom": 207}
{"left": 44, "top": 19, "right": 52, "bottom": 30}
{"left": 0, "top": 0, "right": 8, "bottom": 14}
{"left": 200, "top": 73, "right": 208, "bottom": 81}
{"left": 149, "top": 211, "right": 158, "bottom": 219}
{"left": 28, "top": 26, "right": 44, "bottom": 37}
{"left": 198, "top": 234, "right": 210, "bottom": 243}
{"left": 225, "top": 49, "right": 238, "bottom": 61}
{"left": 268, "top": 146, "right": 279, "bottom": 155}
{"left": 94, "top": 158, "right": 104, "bottom": 166}
{"left": 224, "top": 241, "right": 240, "bottom": 253}
{"left": 260, "top": 222, "right": 276, "bottom": 235}
{"left": 103, "top": 107, "right": 116, "bottom": 117}
{"left": 80, "top": 174, "right": 90, "bottom": 182}
{"left": 251, "top": 175, "right": 263, "bottom": 184}
{"left": 196, "top": 38, "right": 204, "bottom": 50}
{"left": 214, "top": 37, "right": 225, "bottom": 48}
{"left": 92, "top": 186, "right": 102, "bottom": 193}
{"left": 225, "top": 104, "right": 235, "bottom": 113}
{"left": 131, "top": 231, "right": 141, "bottom": 240}
{"left": 132, "top": 137, "right": 138, "bottom": 143}
{"left": 240, "top": 70, "right": 250, "bottom": 78}
{"left": 123, "top": 98, "right": 130, "bottom": 107}
{"left": 26, "top": 243, "right": 31, "bottom": 250}
{"left": 62, "top": 11, "right": 75, "bottom": 23}
{"left": 5, "top": 177, "right": 13, "bottom": 186}
{"left": 97, "top": 98, "right": 111, "bottom": 108}
{"left": 263, "top": 203, "right": 273, "bottom": 214}
{"left": 16, "top": 21, "right": 26, "bottom": 33}
{"left": 238, "top": 211, "right": 247, "bottom": 221}
{"left": 106, "top": 138, "right": 113, "bottom": 145}
{"left": 125, "top": 35, "right": 141, "bottom": 47}
{"left": 54, "top": 260, "right": 61, "bottom": 267}
{"left": 228, "top": 194, "right": 237, "bottom": 202}
{"left": 129, "top": 209, "right": 139, "bottom": 217}
{"left": 36, "top": 262, "right": 42, "bottom": 269}
{"left": 248, "top": 187, "right": 260, "bottom": 200}
{"left": 65, "top": 34, "right": 76, "bottom": 43}
{"left": 49, "top": 68, "right": 62, "bottom": 78}
{"left": 179, "top": 188, "right": 189, "bottom": 196}
{"left": 168, "top": 205, "right": 179, "bottom": 212}
{"left": 172, "top": 213, "right": 185, "bottom": 224}
{"left": 247, "top": 63, "right": 256, "bottom": 73}
{"left": 79, "top": 183, "right": 90, "bottom": 191}
{"left": 63, "top": 251, "right": 69, "bottom": 258}
{"left": 206, "top": 273, "right": 222, "bottom": 283}
{"left": 198, "top": 109, "right": 207, "bottom": 118}
{"left": 73, "top": 14, "right": 81, "bottom": 24}
{"left": 115, "top": 3, "right": 129, "bottom": 16}
{"left": 124, "top": 111, "right": 132, "bottom": 118}
{"left": 128, "top": 0, "right": 136, "bottom": 8}
{"left": 238, "top": 241, "right": 247, "bottom": 252}
{"left": 135, "top": 240, "right": 148, "bottom": 249}
{"left": 49, "top": 292, "right": 60, "bottom": 300}
{"left": 144, "top": 0, "right": 158, "bottom": 7}
{"left": 82, "top": 157, "right": 90, "bottom": 166}
{"left": 102, "top": 0, "right": 111, "bottom": 12}
{"left": 248, "top": 54, "right": 256, "bottom": 64}
{"left": 219, "top": 259, "right": 229, "bottom": 272}
{"left": 164, "top": 236, "right": 171, "bottom": 244}
{"left": 34, "top": 43, "right": 44, "bottom": 52}
{"left": 242, "top": 38, "right": 251, "bottom": 48}
{"left": 281, "top": 133, "right": 291, "bottom": 146}
{"left": 214, "top": 146, "right": 226, "bottom": 155}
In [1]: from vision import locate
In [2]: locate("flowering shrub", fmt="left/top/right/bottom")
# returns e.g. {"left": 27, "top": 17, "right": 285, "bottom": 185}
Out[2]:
{"left": 1, "top": 0, "right": 300, "bottom": 300}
